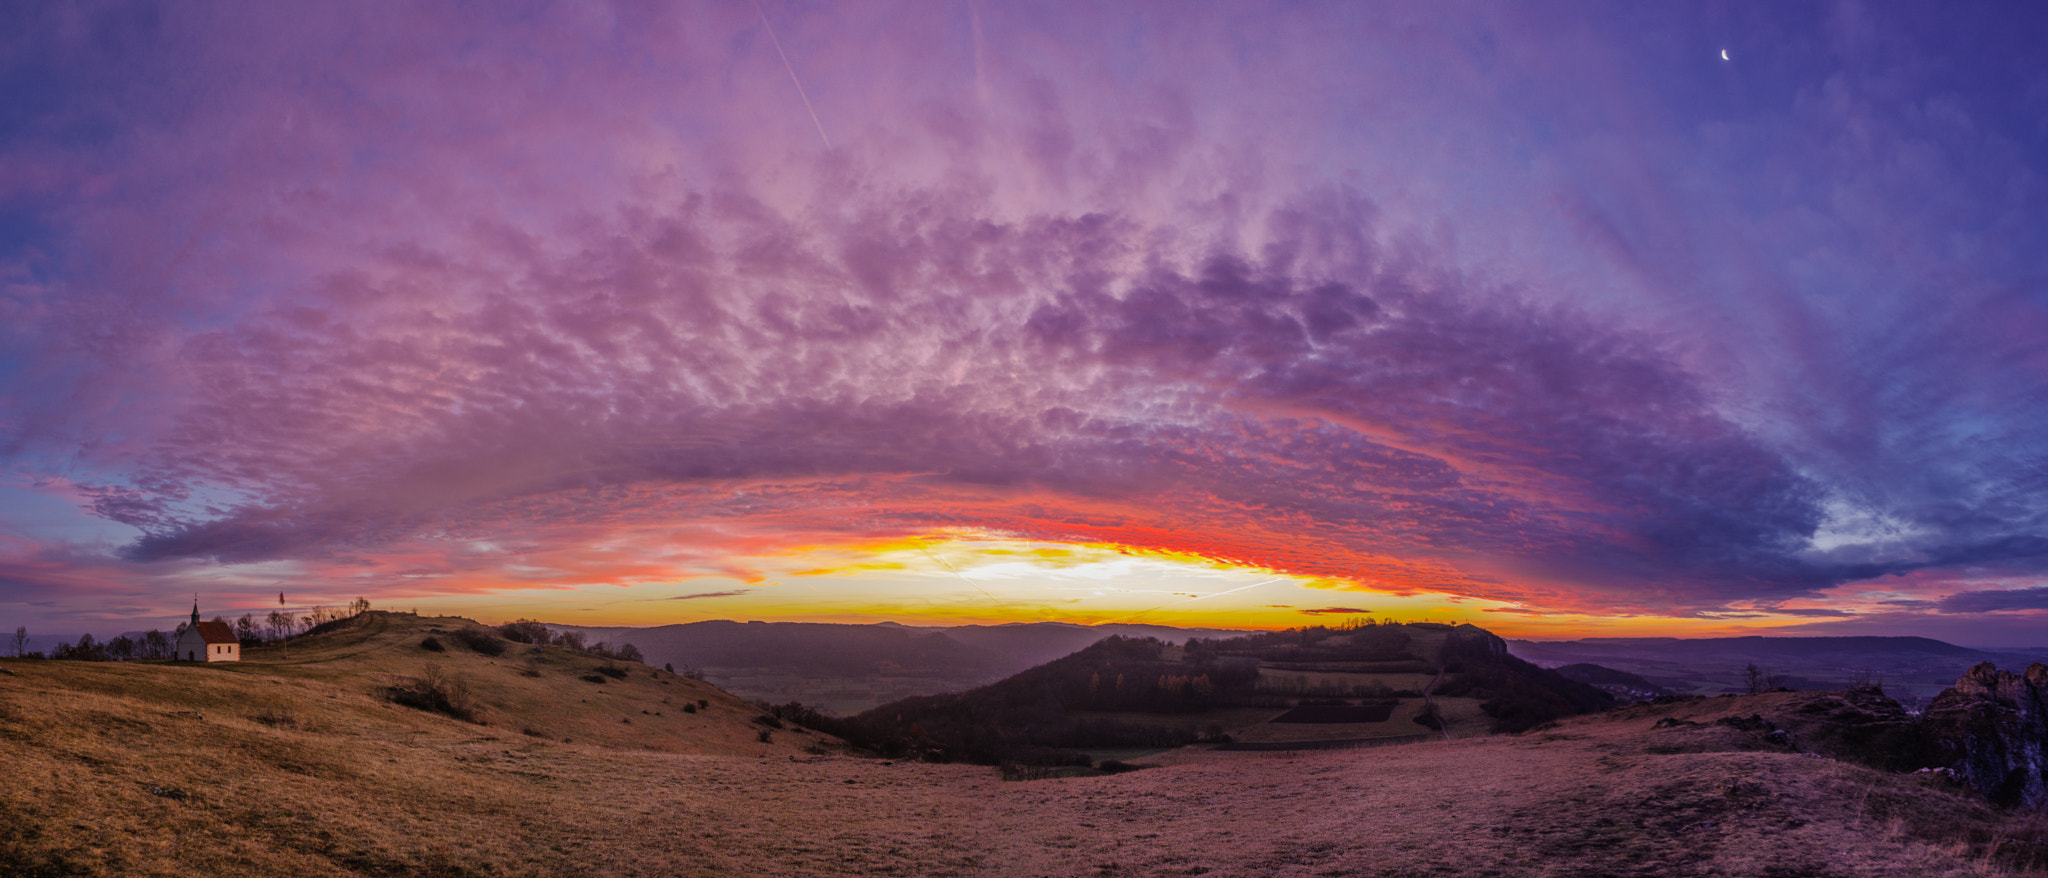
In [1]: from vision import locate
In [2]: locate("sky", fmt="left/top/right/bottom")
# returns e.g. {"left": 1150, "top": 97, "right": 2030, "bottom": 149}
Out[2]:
{"left": 2, "top": 2, "right": 2047, "bottom": 645}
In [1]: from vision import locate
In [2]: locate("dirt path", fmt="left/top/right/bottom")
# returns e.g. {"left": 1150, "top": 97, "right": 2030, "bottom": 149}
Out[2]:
{"left": 1420, "top": 661, "right": 1452, "bottom": 741}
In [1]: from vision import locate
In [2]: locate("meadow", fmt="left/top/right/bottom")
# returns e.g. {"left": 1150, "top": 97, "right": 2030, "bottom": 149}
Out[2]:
{"left": 2, "top": 612, "right": 2043, "bottom": 877}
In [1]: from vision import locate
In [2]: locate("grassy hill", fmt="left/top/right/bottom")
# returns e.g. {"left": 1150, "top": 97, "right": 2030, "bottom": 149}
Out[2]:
{"left": 0, "top": 611, "right": 844, "bottom": 876}
{"left": 3, "top": 611, "right": 2045, "bottom": 876}
{"left": 851, "top": 621, "right": 1614, "bottom": 767}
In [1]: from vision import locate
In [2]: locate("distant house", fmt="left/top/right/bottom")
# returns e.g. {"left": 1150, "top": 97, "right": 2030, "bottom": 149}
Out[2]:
{"left": 175, "top": 602, "right": 240, "bottom": 663}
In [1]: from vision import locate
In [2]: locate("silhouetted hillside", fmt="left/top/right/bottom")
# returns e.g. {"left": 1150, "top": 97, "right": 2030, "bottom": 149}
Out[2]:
{"left": 850, "top": 622, "right": 1615, "bottom": 766}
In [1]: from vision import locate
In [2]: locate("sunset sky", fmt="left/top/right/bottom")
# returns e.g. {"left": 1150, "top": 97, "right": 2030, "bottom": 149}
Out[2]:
{"left": 3, "top": 2, "right": 2047, "bottom": 644}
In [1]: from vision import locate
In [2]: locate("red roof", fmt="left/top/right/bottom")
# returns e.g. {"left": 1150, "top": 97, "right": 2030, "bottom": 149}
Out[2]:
{"left": 192, "top": 621, "right": 238, "bottom": 645}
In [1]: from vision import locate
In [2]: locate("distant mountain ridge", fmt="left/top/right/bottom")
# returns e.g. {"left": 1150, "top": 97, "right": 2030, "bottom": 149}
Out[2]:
{"left": 549, "top": 619, "right": 1251, "bottom": 713}
{"left": 1508, "top": 635, "right": 2048, "bottom": 701}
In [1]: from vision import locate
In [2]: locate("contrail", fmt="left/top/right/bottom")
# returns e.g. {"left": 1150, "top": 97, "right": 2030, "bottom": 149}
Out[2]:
{"left": 922, "top": 547, "right": 1003, "bottom": 605}
{"left": 1105, "top": 579, "right": 1286, "bottom": 625}
{"left": 752, "top": 0, "right": 833, "bottom": 149}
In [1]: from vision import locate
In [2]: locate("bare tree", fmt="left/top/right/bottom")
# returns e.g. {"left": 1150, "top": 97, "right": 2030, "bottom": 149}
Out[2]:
{"left": 1742, "top": 663, "right": 1783, "bottom": 695}
{"left": 142, "top": 630, "right": 171, "bottom": 659}
{"left": 10, "top": 626, "right": 24, "bottom": 658}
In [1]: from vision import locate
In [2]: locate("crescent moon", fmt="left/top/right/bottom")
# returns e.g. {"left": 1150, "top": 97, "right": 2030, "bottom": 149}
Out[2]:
{"left": 1721, "top": 49, "right": 1730, "bottom": 61}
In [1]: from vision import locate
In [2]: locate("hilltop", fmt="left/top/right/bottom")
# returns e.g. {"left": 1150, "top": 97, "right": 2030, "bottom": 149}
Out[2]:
{"left": 851, "top": 621, "right": 1613, "bottom": 767}
{"left": 0, "top": 611, "right": 846, "bottom": 875}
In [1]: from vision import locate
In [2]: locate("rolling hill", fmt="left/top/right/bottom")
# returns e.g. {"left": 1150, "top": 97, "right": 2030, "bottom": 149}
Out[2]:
{"left": 1507, "top": 635, "right": 2048, "bottom": 702}
{"left": 853, "top": 621, "right": 1615, "bottom": 766}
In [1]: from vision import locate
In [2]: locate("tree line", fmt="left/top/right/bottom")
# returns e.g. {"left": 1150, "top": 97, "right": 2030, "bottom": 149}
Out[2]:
{"left": 495, "top": 619, "right": 644, "bottom": 663}
{"left": 9, "top": 597, "right": 374, "bottom": 661}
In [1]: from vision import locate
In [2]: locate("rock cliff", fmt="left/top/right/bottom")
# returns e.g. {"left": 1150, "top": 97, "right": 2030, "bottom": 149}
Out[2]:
{"left": 1921, "top": 662, "right": 2048, "bottom": 809}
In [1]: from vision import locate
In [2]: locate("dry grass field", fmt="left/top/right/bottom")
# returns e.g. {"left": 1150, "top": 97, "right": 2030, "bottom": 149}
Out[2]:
{"left": 3, "top": 612, "right": 2044, "bottom": 877}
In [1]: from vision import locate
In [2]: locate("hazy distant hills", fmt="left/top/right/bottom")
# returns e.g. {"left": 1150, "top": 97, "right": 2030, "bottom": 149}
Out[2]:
{"left": 551, "top": 620, "right": 1249, "bottom": 713}
{"left": 1508, "top": 635, "right": 2048, "bottom": 702}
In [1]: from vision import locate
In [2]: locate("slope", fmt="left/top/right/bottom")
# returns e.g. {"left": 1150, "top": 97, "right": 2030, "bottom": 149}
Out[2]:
{"left": 3, "top": 616, "right": 2045, "bottom": 876}
{"left": 0, "top": 611, "right": 844, "bottom": 876}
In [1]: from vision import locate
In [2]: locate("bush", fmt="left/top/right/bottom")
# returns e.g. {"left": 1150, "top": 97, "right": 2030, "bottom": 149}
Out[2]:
{"left": 756, "top": 729, "right": 773, "bottom": 744}
{"left": 498, "top": 620, "right": 552, "bottom": 645}
{"left": 386, "top": 666, "right": 482, "bottom": 723}
{"left": 252, "top": 707, "right": 298, "bottom": 728}
{"left": 581, "top": 674, "right": 606, "bottom": 684}
{"left": 302, "top": 614, "right": 361, "bottom": 638}
{"left": 683, "top": 703, "right": 697, "bottom": 713}
{"left": 595, "top": 664, "right": 627, "bottom": 679}
{"left": 419, "top": 636, "right": 445, "bottom": 652}
{"left": 752, "top": 714, "right": 784, "bottom": 729}
{"left": 451, "top": 628, "right": 507, "bottom": 656}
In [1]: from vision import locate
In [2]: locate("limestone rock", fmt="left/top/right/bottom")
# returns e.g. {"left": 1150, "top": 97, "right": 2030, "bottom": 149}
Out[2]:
{"left": 1920, "top": 662, "right": 2048, "bottom": 809}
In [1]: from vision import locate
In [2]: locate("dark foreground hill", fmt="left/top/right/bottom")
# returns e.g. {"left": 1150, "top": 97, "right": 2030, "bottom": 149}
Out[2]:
{"left": 851, "top": 622, "right": 1614, "bottom": 766}
{"left": 4, "top": 613, "right": 2047, "bottom": 876}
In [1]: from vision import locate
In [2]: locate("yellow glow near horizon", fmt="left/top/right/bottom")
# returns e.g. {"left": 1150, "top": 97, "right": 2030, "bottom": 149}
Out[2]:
{"left": 366, "top": 533, "right": 1871, "bottom": 639}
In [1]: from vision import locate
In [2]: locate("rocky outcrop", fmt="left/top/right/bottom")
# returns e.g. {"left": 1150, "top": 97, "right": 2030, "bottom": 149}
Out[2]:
{"left": 1920, "top": 662, "right": 2048, "bottom": 809}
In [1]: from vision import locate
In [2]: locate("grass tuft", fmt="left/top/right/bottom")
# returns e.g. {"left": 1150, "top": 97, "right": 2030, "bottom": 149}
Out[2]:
{"left": 450, "top": 627, "right": 507, "bottom": 657}
{"left": 385, "top": 665, "right": 483, "bottom": 723}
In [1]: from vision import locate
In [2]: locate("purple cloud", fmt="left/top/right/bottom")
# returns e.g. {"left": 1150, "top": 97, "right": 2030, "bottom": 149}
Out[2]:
{"left": 1937, "top": 587, "right": 2048, "bottom": 614}
{"left": 1, "top": 2, "right": 2045, "bottom": 632}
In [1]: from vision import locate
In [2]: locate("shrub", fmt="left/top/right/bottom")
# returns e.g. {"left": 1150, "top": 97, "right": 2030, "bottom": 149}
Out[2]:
{"left": 595, "top": 664, "right": 627, "bottom": 679}
{"left": 697, "top": 699, "right": 709, "bottom": 708}
{"left": 252, "top": 707, "right": 298, "bottom": 728}
{"left": 581, "top": 674, "right": 607, "bottom": 684}
{"left": 302, "top": 614, "right": 361, "bottom": 638}
{"left": 756, "top": 730, "right": 773, "bottom": 744}
{"left": 1097, "top": 760, "right": 1145, "bottom": 774}
{"left": 683, "top": 703, "right": 697, "bottom": 714}
{"left": 386, "top": 666, "right": 482, "bottom": 723}
{"left": 497, "top": 619, "right": 552, "bottom": 645}
{"left": 419, "top": 636, "right": 445, "bottom": 652}
{"left": 451, "top": 628, "right": 507, "bottom": 656}
{"left": 752, "top": 714, "right": 784, "bottom": 729}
